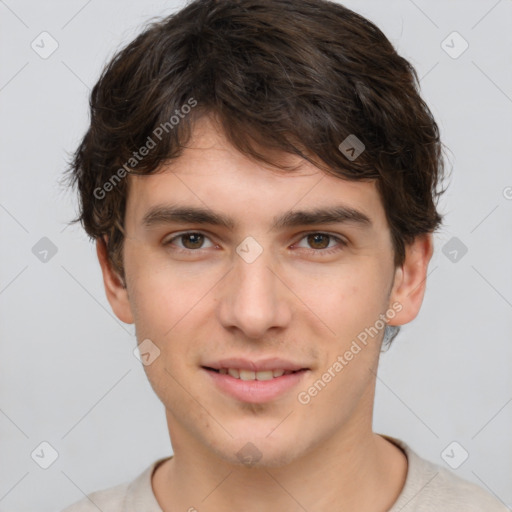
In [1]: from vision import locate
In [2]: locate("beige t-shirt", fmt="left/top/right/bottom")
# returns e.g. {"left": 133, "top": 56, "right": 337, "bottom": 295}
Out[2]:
{"left": 61, "top": 435, "right": 508, "bottom": 511}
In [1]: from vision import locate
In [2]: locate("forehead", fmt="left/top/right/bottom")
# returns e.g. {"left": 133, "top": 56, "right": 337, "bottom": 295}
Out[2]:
{"left": 124, "top": 115, "right": 387, "bottom": 232}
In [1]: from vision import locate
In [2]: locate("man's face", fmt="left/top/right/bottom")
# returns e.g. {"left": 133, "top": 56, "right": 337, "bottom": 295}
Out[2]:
{"left": 119, "top": 115, "right": 401, "bottom": 467}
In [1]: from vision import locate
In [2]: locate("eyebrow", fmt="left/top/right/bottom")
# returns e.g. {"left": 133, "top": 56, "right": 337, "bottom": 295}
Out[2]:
{"left": 141, "top": 203, "right": 372, "bottom": 232}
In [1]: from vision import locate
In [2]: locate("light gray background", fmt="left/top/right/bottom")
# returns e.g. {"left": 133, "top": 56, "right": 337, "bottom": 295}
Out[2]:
{"left": 0, "top": 1, "right": 511, "bottom": 511}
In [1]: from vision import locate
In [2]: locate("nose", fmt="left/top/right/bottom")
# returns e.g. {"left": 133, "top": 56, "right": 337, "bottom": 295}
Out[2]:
{"left": 217, "top": 244, "right": 292, "bottom": 340}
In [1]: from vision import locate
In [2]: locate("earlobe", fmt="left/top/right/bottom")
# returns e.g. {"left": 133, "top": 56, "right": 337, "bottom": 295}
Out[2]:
{"left": 387, "top": 233, "right": 434, "bottom": 326}
{"left": 96, "top": 236, "right": 134, "bottom": 325}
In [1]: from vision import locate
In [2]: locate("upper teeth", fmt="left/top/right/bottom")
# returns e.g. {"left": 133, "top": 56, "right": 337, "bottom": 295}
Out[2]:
{"left": 219, "top": 368, "right": 291, "bottom": 380}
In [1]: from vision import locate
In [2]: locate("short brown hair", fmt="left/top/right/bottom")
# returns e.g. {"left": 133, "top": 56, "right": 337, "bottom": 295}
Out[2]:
{"left": 64, "top": 0, "right": 445, "bottom": 287}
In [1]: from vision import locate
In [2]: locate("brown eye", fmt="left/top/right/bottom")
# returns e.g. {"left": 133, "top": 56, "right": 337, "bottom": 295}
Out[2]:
{"left": 294, "top": 232, "right": 346, "bottom": 256}
{"left": 164, "top": 232, "right": 214, "bottom": 251}
{"left": 306, "top": 233, "right": 331, "bottom": 250}
{"left": 180, "top": 233, "right": 205, "bottom": 249}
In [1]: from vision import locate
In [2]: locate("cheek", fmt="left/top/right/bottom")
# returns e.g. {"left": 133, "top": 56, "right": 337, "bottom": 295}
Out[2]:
{"left": 129, "top": 274, "right": 201, "bottom": 407}
{"left": 127, "top": 252, "right": 205, "bottom": 337}
{"left": 128, "top": 263, "right": 216, "bottom": 372}
{"left": 292, "top": 264, "right": 390, "bottom": 341}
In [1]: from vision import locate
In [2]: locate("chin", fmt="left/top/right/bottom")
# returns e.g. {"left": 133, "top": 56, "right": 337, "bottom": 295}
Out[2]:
{"left": 208, "top": 432, "right": 304, "bottom": 469}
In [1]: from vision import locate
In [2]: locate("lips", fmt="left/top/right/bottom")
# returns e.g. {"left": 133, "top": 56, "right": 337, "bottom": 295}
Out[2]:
{"left": 202, "top": 357, "right": 308, "bottom": 373}
{"left": 201, "top": 357, "right": 309, "bottom": 403}
{"left": 206, "top": 367, "right": 299, "bottom": 381}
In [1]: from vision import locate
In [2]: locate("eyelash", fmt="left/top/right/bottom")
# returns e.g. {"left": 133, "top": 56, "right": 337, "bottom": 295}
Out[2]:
{"left": 163, "top": 231, "right": 347, "bottom": 256}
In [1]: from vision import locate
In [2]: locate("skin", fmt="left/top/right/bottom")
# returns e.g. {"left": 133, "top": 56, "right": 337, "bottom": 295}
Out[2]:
{"left": 97, "top": 114, "right": 433, "bottom": 512}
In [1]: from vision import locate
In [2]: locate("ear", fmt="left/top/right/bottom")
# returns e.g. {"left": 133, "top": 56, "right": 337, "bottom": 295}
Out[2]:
{"left": 387, "top": 233, "right": 434, "bottom": 326}
{"left": 96, "top": 236, "right": 134, "bottom": 324}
